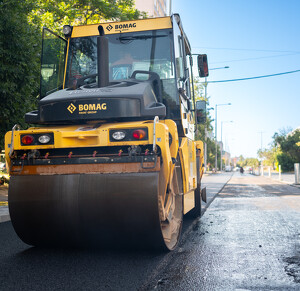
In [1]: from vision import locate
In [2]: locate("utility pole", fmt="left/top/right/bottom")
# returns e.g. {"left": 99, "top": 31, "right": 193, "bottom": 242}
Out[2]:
{"left": 258, "top": 131, "right": 264, "bottom": 164}
{"left": 204, "top": 77, "right": 208, "bottom": 171}
{"left": 215, "top": 105, "right": 218, "bottom": 171}
{"left": 215, "top": 103, "right": 231, "bottom": 172}
{"left": 199, "top": 65, "right": 229, "bottom": 172}
{"left": 220, "top": 121, "right": 233, "bottom": 171}
{"left": 169, "top": 0, "right": 172, "bottom": 15}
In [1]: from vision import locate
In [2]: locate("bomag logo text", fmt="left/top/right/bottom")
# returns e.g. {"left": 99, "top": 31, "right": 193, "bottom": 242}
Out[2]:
{"left": 78, "top": 103, "right": 107, "bottom": 115}
{"left": 67, "top": 103, "right": 76, "bottom": 113}
{"left": 115, "top": 23, "right": 136, "bottom": 30}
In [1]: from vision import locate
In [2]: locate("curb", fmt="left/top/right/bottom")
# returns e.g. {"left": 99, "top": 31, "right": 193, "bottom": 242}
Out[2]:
{"left": 251, "top": 173, "right": 300, "bottom": 188}
{"left": 0, "top": 214, "right": 10, "bottom": 223}
{"left": 268, "top": 176, "right": 300, "bottom": 189}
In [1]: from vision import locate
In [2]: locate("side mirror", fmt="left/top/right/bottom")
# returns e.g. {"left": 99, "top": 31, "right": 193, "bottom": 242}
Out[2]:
{"left": 197, "top": 54, "right": 209, "bottom": 78}
{"left": 196, "top": 100, "right": 206, "bottom": 123}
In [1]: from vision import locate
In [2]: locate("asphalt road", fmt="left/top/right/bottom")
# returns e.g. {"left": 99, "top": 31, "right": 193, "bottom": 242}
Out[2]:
{"left": 3, "top": 172, "right": 300, "bottom": 290}
{"left": 146, "top": 173, "right": 300, "bottom": 290}
{"left": 0, "top": 173, "right": 231, "bottom": 291}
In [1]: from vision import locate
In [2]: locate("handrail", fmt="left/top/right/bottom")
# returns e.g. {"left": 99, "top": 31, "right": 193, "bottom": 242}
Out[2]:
{"left": 153, "top": 116, "right": 159, "bottom": 152}
{"left": 9, "top": 124, "right": 20, "bottom": 157}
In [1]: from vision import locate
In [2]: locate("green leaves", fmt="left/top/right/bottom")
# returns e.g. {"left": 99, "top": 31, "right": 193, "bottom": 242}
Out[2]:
{"left": 0, "top": 0, "right": 145, "bottom": 149}
{"left": 0, "top": 0, "right": 40, "bottom": 149}
{"left": 258, "top": 129, "right": 300, "bottom": 171}
{"left": 273, "top": 129, "right": 300, "bottom": 171}
{"left": 28, "top": 0, "right": 147, "bottom": 33}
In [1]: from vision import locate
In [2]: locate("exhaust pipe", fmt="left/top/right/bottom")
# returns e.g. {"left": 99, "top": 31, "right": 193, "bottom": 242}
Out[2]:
{"left": 97, "top": 25, "right": 109, "bottom": 88}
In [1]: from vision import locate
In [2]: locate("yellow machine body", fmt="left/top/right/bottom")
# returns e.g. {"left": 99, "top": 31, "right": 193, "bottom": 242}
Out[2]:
{"left": 5, "top": 14, "right": 205, "bottom": 250}
{"left": 5, "top": 120, "right": 200, "bottom": 213}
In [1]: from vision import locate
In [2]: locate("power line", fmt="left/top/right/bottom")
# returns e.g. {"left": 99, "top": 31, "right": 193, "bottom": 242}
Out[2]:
{"left": 207, "top": 69, "right": 300, "bottom": 83}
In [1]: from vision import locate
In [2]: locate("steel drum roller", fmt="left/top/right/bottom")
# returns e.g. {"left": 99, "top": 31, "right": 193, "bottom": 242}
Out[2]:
{"left": 9, "top": 170, "right": 182, "bottom": 250}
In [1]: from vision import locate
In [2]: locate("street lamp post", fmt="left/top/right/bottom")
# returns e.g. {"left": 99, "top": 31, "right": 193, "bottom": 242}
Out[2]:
{"left": 204, "top": 77, "right": 207, "bottom": 171}
{"left": 204, "top": 107, "right": 214, "bottom": 171}
{"left": 215, "top": 103, "right": 231, "bottom": 172}
{"left": 203, "top": 66, "right": 229, "bottom": 172}
{"left": 220, "top": 121, "right": 233, "bottom": 171}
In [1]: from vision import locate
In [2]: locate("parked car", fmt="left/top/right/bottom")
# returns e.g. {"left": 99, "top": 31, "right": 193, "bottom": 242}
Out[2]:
{"left": 225, "top": 166, "right": 232, "bottom": 172}
{"left": 0, "top": 162, "right": 6, "bottom": 171}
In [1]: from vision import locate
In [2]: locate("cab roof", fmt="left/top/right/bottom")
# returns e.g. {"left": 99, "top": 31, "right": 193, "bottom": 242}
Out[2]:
{"left": 71, "top": 17, "right": 172, "bottom": 38}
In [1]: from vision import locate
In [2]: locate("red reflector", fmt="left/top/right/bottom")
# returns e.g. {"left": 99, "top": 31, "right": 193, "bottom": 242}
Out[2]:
{"left": 132, "top": 129, "right": 146, "bottom": 140}
{"left": 22, "top": 135, "right": 34, "bottom": 145}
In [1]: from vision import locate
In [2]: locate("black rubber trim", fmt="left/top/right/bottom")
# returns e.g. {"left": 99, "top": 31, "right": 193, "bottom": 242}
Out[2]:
{"left": 12, "top": 155, "right": 157, "bottom": 166}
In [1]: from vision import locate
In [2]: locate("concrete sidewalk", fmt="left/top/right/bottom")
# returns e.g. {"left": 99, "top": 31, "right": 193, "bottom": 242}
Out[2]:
{"left": 201, "top": 171, "right": 233, "bottom": 214}
{"left": 254, "top": 171, "right": 300, "bottom": 188}
{"left": 0, "top": 185, "right": 9, "bottom": 223}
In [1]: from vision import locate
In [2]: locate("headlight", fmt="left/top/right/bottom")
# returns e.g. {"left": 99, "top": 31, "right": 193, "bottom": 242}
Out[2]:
{"left": 110, "top": 128, "right": 148, "bottom": 142}
{"left": 38, "top": 134, "right": 51, "bottom": 144}
{"left": 112, "top": 131, "right": 126, "bottom": 141}
{"left": 20, "top": 133, "right": 54, "bottom": 146}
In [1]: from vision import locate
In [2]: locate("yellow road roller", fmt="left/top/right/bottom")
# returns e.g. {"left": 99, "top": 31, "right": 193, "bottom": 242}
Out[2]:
{"left": 5, "top": 14, "right": 208, "bottom": 250}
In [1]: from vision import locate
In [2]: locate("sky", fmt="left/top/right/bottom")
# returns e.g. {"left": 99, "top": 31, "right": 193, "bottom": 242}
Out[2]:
{"left": 172, "top": 0, "right": 300, "bottom": 158}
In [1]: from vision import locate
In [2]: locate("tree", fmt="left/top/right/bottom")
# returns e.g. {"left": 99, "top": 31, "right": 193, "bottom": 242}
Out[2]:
{"left": 239, "top": 157, "right": 259, "bottom": 168}
{"left": 192, "top": 77, "right": 217, "bottom": 169}
{"left": 0, "top": 0, "right": 145, "bottom": 150}
{"left": 276, "top": 153, "right": 295, "bottom": 172}
{"left": 206, "top": 138, "right": 221, "bottom": 170}
{"left": 273, "top": 129, "right": 300, "bottom": 172}
{"left": 0, "top": 0, "right": 40, "bottom": 150}
{"left": 238, "top": 155, "right": 244, "bottom": 165}
{"left": 193, "top": 77, "right": 205, "bottom": 102}
{"left": 257, "top": 146, "right": 279, "bottom": 168}
{"left": 29, "top": 0, "right": 147, "bottom": 33}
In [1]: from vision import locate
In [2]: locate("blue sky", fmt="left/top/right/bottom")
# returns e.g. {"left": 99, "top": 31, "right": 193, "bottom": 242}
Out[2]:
{"left": 172, "top": 0, "right": 300, "bottom": 158}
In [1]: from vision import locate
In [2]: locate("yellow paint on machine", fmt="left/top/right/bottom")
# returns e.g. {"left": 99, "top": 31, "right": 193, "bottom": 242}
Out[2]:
{"left": 179, "top": 138, "right": 197, "bottom": 194}
{"left": 183, "top": 190, "right": 195, "bottom": 215}
{"left": 71, "top": 17, "right": 172, "bottom": 38}
{"left": 195, "top": 140, "right": 205, "bottom": 178}
{"left": 179, "top": 138, "right": 197, "bottom": 214}
{"left": 5, "top": 120, "right": 176, "bottom": 182}
{"left": 5, "top": 118, "right": 196, "bottom": 215}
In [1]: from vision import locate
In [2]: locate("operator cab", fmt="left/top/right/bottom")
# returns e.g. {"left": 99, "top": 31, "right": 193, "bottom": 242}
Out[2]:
{"left": 26, "top": 15, "right": 208, "bottom": 139}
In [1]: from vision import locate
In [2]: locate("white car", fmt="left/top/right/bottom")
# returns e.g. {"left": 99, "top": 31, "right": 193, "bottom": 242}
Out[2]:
{"left": 0, "top": 162, "right": 6, "bottom": 171}
{"left": 225, "top": 166, "right": 232, "bottom": 172}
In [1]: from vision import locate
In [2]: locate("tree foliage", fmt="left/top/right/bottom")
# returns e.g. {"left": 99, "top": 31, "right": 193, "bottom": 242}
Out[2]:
{"left": 0, "top": 0, "right": 145, "bottom": 150}
{"left": 273, "top": 129, "right": 300, "bottom": 171}
{"left": 238, "top": 157, "right": 259, "bottom": 168}
{"left": 0, "top": 0, "right": 40, "bottom": 149}
{"left": 29, "top": 0, "right": 147, "bottom": 33}
{"left": 257, "top": 146, "right": 279, "bottom": 167}
{"left": 192, "top": 77, "right": 218, "bottom": 170}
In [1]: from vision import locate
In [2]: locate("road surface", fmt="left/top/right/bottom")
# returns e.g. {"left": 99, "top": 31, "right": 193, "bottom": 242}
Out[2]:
{"left": 145, "top": 173, "right": 300, "bottom": 290}
{"left": 0, "top": 173, "right": 230, "bottom": 290}
{"left": 2, "top": 172, "right": 300, "bottom": 290}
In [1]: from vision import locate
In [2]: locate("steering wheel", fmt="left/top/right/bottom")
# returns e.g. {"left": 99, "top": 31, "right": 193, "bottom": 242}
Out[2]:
{"left": 75, "top": 73, "right": 98, "bottom": 88}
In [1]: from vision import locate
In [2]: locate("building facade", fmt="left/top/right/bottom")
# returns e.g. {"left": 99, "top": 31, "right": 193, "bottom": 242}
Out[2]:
{"left": 135, "top": 0, "right": 169, "bottom": 17}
